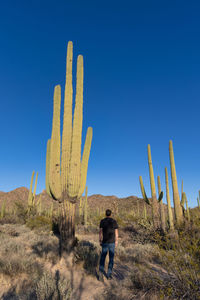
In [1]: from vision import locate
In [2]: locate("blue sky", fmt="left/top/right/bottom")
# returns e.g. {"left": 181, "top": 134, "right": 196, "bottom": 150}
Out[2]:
{"left": 0, "top": 1, "right": 200, "bottom": 208}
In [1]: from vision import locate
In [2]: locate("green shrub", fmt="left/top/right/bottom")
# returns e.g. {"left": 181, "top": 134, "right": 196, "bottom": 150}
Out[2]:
{"left": 26, "top": 215, "right": 52, "bottom": 231}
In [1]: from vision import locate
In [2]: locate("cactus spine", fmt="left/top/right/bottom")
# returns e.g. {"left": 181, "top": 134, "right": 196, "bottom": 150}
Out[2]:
{"left": 157, "top": 176, "right": 166, "bottom": 231}
{"left": 169, "top": 140, "right": 183, "bottom": 226}
{"left": 165, "top": 167, "right": 174, "bottom": 230}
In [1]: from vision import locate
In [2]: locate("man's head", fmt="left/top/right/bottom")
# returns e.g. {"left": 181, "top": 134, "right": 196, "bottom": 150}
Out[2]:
{"left": 106, "top": 209, "right": 112, "bottom": 217}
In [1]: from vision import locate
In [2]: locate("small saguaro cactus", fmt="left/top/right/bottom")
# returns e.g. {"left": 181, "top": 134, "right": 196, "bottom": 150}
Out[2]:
{"left": 28, "top": 171, "right": 38, "bottom": 212}
{"left": 157, "top": 176, "right": 166, "bottom": 232}
{"left": 165, "top": 167, "right": 174, "bottom": 230}
{"left": 139, "top": 175, "right": 163, "bottom": 227}
{"left": 182, "top": 192, "right": 190, "bottom": 222}
{"left": 169, "top": 140, "right": 183, "bottom": 226}
{"left": 0, "top": 199, "right": 6, "bottom": 219}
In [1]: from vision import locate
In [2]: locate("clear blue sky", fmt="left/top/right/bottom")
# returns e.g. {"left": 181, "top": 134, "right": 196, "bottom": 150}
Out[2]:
{"left": 0, "top": 1, "right": 200, "bottom": 208}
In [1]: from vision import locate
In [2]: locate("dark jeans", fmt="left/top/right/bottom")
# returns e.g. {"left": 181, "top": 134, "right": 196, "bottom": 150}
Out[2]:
{"left": 99, "top": 243, "right": 115, "bottom": 277}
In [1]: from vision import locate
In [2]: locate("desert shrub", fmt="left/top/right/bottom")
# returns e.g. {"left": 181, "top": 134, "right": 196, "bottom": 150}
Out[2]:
{"left": 0, "top": 253, "right": 43, "bottom": 278}
{"left": 31, "top": 237, "right": 59, "bottom": 265}
{"left": 74, "top": 240, "right": 100, "bottom": 275}
{"left": 26, "top": 215, "right": 52, "bottom": 232}
{"left": 34, "top": 270, "right": 71, "bottom": 300}
{"left": 116, "top": 243, "right": 160, "bottom": 264}
{"left": 153, "top": 248, "right": 200, "bottom": 299}
{"left": 13, "top": 201, "right": 28, "bottom": 223}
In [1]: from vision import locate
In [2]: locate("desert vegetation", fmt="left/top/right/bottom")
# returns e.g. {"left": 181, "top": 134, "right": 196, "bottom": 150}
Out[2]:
{"left": 0, "top": 41, "right": 199, "bottom": 299}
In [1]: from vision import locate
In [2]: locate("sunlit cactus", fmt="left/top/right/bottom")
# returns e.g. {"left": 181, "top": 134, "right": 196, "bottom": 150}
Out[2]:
{"left": 32, "top": 172, "right": 38, "bottom": 206}
{"left": 157, "top": 176, "right": 166, "bottom": 231}
{"left": 45, "top": 41, "right": 92, "bottom": 252}
{"left": 183, "top": 192, "right": 190, "bottom": 222}
{"left": 46, "top": 41, "right": 93, "bottom": 204}
{"left": 169, "top": 140, "right": 183, "bottom": 226}
{"left": 165, "top": 167, "right": 174, "bottom": 230}
{"left": 28, "top": 171, "right": 35, "bottom": 208}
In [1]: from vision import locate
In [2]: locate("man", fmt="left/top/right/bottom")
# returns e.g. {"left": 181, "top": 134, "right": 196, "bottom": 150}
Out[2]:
{"left": 99, "top": 209, "right": 119, "bottom": 282}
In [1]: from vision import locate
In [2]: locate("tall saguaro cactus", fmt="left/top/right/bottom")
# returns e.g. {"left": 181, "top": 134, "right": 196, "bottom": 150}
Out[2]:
{"left": 46, "top": 41, "right": 93, "bottom": 251}
{"left": 46, "top": 42, "right": 93, "bottom": 203}
{"left": 169, "top": 140, "right": 183, "bottom": 226}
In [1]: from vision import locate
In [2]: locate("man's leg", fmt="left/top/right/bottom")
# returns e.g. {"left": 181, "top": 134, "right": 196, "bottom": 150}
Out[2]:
{"left": 107, "top": 243, "right": 115, "bottom": 278}
{"left": 99, "top": 243, "right": 108, "bottom": 274}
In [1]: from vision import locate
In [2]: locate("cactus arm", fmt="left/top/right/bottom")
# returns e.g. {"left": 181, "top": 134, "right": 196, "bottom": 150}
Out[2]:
{"left": 61, "top": 41, "right": 73, "bottom": 197}
{"left": 68, "top": 55, "right": 83, "bottom": 198}
{"left": 49, "top": 85, "right": 62, "bottom": 200}
{"left": 158, "top": 192, "right": 163, "bottom": 202}
{"left": 78, "top": 127, "right": 93, "bottom": 197}
{"left": 139, "top": 176, "right": 151, "bottom": 205}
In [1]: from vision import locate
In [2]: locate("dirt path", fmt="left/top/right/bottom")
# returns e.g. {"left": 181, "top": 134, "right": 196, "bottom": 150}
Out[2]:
{"left": 48, "top": 253, "right": 132, "bottom": 300}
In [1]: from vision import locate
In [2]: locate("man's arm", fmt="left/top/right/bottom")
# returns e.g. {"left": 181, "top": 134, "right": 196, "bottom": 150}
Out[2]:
{"left": 99, "top": 228, "right": 103, "bottom": 244}
{"left": 115, "top": 229, "right": 118, "bottom": 246}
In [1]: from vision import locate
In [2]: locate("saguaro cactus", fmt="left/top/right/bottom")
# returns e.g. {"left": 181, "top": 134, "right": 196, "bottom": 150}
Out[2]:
{"left": 46, "top": 41, "right": 93, "bottom": 204}
{"left": 139, "top": 175, "right": 163, "bottom": 227}
{"left": 165, "top": 167, "right": 174, "bottom": 230}
{"left": 46, "top": 41, "right": 93, "bottom": 251}
{"left": 157, "top": 176, "right": 166, "bottom": 231}
{"left": 169, "top": 140, "right": 183, "bottom": 226}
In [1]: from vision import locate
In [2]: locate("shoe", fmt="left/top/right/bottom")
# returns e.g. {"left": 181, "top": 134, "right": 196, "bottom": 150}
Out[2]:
{"left": 107, "top": 274, "right": 113, "bottom": 280}
{"left": 99, "top": 272, "right": 104, "bottom": 282}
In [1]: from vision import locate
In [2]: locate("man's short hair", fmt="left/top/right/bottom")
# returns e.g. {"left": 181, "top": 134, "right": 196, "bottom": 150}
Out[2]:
{"left": 106, "top": 209, "right": 112, "bottom": 216}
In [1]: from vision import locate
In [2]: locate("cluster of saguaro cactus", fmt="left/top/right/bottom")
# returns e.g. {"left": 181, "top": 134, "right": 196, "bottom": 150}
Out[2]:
{"left": 139, "top": 144, "right": 163, "bottom": 229}
{"left": 139, "top": 140, "right": 188, "bottom": 230}
{"left": 45, "top": 41, "right": 93, "bottom": 250}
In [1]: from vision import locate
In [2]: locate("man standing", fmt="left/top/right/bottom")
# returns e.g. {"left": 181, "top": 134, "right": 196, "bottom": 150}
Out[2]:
{"left": 99, "top": 209, "right": 119, "bottom": 281}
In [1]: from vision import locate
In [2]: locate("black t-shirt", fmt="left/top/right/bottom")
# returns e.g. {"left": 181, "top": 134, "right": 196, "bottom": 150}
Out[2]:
{"left": 100, "top": 217, "right": 119, "bottom": 243}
